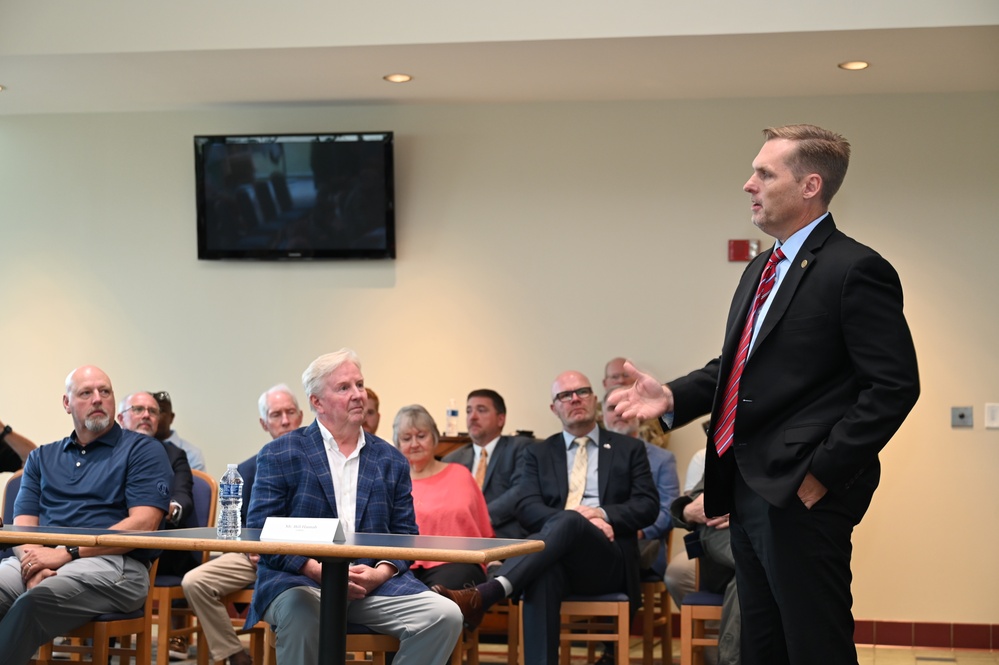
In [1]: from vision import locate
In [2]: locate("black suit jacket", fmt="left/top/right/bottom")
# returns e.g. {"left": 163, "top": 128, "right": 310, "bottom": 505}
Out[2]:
{"left": 442, "top": 435, "right": 531, "bottom": 538}
{"left": 158, "top": 439, "right": 197, "bottom": 576}
{"left": 669, "top": 215, "right": 919, "bottom": 515}
{"left": 516, "top": 428, "right": 659, "bottom": 610}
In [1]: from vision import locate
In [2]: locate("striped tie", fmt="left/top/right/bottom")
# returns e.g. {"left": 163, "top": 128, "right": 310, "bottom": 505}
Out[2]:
{"left": 564, "top": 437, "right": 589, "bottom": 509}
{"left": 713, "top": 247, "right": 786, "bottom": 457}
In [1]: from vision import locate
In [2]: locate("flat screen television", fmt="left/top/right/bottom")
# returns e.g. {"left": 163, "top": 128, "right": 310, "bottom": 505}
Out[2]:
{"left": 194, "top": 132, "right": 395, "bottom": 260}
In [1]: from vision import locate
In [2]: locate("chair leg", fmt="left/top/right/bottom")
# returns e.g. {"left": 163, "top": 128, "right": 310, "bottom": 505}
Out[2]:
{"left": 449, "top": 629, "right": 463, "bottom": 665}
{"left": 680, "top": 605, "right": 693, "bottom": 665}
{"left": 90, "top": 625, "right": 111, "bottom": 664}
{"left": 614, "top": 604, "right": 629, "bottom": 665}
{"left": 506, "top": 601, "right": 520, "bottom": 665}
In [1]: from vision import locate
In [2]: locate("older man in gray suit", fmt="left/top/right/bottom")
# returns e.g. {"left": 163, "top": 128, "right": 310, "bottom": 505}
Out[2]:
{"left": 443, "top": 389, "right": 530, "bottom": 539}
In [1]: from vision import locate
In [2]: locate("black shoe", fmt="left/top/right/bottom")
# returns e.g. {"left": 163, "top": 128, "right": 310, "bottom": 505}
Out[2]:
{"left": 590, "top": 651, "right": 615, "bottom": 665}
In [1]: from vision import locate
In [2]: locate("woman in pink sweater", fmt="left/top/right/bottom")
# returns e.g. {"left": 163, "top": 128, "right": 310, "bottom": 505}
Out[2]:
{"left": 393, "top": 404, "right": 494, "bottom": 589}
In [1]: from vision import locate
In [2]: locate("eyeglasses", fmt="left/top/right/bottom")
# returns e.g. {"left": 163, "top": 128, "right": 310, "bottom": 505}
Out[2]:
{"left": 125, "top": 405, "right": 161, "bottom": 417}
{"left": 152, "top": 391, "right": 171, "bottom": 405}
{"left": 553, "top": 387, "right": 594, "bottom": 403}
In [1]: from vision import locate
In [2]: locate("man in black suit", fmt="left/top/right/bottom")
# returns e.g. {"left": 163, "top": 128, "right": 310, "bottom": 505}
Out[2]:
{"left": 610, "top": 124, "right": 919, "bottom": 665}
{"left": 117, "top": 390, "right": 197, "bottom": 660}
{"left": 434, "top": 371, "right": 658, "bottom": 665}
{"left": 117, "top": 391, "right": 192, "bottom": 533}
{"left": 442, "top": 389, "right": 529, "bottom": 539}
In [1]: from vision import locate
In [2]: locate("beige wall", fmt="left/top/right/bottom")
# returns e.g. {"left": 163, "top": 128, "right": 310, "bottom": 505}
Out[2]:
{"left": 1, "top": 91, "right": 997, "bottom": 623}
{"left": 4, "top": 0, "right": 993, "bottom": 54}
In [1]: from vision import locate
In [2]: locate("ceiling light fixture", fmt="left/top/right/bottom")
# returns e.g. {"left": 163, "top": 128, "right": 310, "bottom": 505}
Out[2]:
{"left": 837, "top": 61, "right": 870, "bottom": 71}
{"left": 383, "top": 73, "right": 413, "bottom": 83}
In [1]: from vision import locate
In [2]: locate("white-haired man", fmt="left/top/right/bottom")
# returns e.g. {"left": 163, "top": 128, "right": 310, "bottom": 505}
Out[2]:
{"left": 180, "top": 384, "right": 303, "bottom": 665}
{"left": 245, "top": 349, "right": 462, "bottom": 665}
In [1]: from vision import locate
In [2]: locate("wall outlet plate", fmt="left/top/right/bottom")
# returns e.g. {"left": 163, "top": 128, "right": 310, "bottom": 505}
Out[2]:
{"left": 951, "top": 406, "right": 973, "bottom": 428}
{"left": 985, "top": 403, "right": 999, "bottom": 429}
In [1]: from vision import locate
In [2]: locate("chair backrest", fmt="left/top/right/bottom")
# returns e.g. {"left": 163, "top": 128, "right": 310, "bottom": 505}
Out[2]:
{"left": 1, "top": 471, "right": 22, "bottom": 558}
{"left": 2, "top": 470, "right": 22, "bottom": 524}
{"left": 189, "top": 469, "right": 218, "bottom": 529}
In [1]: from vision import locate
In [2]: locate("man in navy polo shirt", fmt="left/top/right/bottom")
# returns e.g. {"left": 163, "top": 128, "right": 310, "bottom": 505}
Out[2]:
{"left": 0, "top": 365, "right": 173, "bottom": 665}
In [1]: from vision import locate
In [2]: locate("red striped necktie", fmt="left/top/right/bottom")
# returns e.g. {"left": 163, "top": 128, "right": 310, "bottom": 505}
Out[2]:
{"left": 713, "top": 247, "right": 786, "bottom": 457}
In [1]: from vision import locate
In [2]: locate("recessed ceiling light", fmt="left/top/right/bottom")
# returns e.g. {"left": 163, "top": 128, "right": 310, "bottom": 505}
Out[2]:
{"left": 838, "top": 61, "right": 870, "bottom": 71}
{"left": 383, "top": 74, "right": 413, "bottom": 84}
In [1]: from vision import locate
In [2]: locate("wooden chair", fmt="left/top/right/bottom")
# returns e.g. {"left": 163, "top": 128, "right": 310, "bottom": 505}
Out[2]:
{"left": 679, "top": 590, "right": 722, "bottom": 665}
{"left": 639, "top": 573, "right": 673, "bottom": 665}
{"left": 2, "top": 469, "right": 22, "bottom": 523}
{"left": 508, "top": 593, "right": 631, "bottom": 665}
{"left": 679, "top": 557, "right": 724, "bottom": 665}
{"left": 153, "top": 468, "right": 218, "bottom": 665}
{"left": 32, "top": 559, "right": 160, "bottom": 665}
{"left": 558, "top": 594, "right": 631, "bottom": 665}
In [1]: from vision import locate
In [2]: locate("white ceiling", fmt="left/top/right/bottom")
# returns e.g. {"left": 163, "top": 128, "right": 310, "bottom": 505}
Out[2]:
{"left": 0, "top": 12, "right": 997, "bottom": 115}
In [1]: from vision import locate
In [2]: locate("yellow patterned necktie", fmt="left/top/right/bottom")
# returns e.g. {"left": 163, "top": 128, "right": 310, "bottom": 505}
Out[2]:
{"left": 564, "top": 436, "right": 589, "bottom": 509}
{"left": 474, "top": 448, "right": 488, "bottom": 488}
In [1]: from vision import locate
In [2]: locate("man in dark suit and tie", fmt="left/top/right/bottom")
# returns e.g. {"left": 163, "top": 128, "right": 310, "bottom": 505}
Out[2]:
{"left": 442, "top": 389, "right": 530, "bottom": 539}
{"left": 245, "top": 349, "right": 463, "bottom": 665}
{"left": 434, "top": 370, "right": 658, "bottom": 665}
{"left": 610, "top": 124, "right": 920, "bottom": 665}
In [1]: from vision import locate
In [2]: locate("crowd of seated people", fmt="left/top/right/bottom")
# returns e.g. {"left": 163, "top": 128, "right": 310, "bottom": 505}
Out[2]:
{"left": 1, "top": 352, "right": 691, "bottom": 665}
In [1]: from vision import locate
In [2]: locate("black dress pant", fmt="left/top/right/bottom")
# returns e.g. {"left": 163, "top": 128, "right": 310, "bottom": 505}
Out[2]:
{"left": 730, "top": 464, "right": 877, "bottom": 665}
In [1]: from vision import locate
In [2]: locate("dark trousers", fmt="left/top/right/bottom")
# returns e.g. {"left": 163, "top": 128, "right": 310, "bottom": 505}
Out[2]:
{"left": 412, "top": 563, "right": 486, "bottom": 590}
{"left": 496, "top": 511, "right": 624, "bottom": 665}
{"left": 731, "top": 465, "right": 877, "bottom": 665}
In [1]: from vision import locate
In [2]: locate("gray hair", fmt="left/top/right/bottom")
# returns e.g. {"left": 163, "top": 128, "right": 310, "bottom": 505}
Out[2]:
{"left": 391, "top": 404, "right": 440, "bottom": 448}
{"left": 301, "top": 349, "right": 362, "bottom": 413}
{"left": 117, "top": 391, "right": 156, "bottom": 416}
{"left": 258, "top": 384, "right": 300, "bottom": 420}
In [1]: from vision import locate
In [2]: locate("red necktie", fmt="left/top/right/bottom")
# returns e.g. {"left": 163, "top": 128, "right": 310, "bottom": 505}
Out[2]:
{"left": 713, "top": 247, "right": 786, "bottom": 457}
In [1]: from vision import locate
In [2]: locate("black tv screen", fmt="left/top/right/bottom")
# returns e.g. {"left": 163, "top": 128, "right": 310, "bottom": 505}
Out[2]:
{"left": 195, "top": 132, "right": 395, "bottom": 260}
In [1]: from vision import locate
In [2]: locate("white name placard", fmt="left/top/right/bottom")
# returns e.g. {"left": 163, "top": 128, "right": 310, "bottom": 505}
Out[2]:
{"left": 260, "top": 517, "right": 346, "bottom": 543}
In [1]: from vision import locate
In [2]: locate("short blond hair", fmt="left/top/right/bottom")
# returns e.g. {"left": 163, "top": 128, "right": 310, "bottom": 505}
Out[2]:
{"left": 762, "top": 124, "right": 851, "bottom": 205}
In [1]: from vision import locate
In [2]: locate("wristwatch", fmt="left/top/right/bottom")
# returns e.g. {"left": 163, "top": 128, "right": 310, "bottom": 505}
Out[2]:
{"left": 67, "top": 546, "right": 80, "bottom": 560}
{"left": 0, "top": 424, "right": 11, "bottom": 443}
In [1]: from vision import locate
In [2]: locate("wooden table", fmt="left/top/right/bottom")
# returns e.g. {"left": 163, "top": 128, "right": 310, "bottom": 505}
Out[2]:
{"left": 0, "top": 524, "right": 104, "bottom": 548}
{"left": 6, "top": 525, "right": 542, "bottom": 665}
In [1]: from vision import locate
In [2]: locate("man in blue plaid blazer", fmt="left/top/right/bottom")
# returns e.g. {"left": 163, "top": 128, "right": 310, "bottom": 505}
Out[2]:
{"left": 245, "top": 349, "right": 462, "bottom": 664}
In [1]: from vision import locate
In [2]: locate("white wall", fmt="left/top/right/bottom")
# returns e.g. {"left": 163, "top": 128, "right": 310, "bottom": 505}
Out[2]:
{"left": 1, "top": 91, "right": 997, "bottom": 622}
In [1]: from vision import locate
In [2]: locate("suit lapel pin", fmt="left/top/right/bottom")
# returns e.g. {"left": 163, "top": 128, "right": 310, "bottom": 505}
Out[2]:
{"left": 800, "top": 259, "right": 808, "bottom": 268}
{"left": 602, "top": 443, "right": 611, "bottom": 449}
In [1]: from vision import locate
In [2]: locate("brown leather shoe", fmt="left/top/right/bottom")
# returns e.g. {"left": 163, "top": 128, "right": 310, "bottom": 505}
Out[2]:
{"left": 431, "top": 584, "right": 485, "bottom": 631}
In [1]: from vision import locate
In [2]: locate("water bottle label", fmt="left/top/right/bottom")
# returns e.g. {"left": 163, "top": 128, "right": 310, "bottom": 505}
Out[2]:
{"left": 220, "top": 484, "right": 242, "bottom": 499}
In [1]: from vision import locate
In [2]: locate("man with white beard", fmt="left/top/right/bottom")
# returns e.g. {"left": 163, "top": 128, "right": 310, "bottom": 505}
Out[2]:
{"left": 0, "top": 365, "right": 172, "bottom": 665}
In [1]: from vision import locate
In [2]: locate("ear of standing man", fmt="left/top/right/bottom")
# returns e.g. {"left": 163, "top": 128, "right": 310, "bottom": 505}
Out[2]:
{"left": 611, "top": 124, "right": 919, "bottom": 665}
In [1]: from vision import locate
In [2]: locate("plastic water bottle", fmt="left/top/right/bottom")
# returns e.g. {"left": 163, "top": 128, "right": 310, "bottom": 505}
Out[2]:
{"left": 445, "top": 398, "right": 459, "bottom": 437}
{"left": 217, "top": 464, "right": 243, "bottom": 539}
